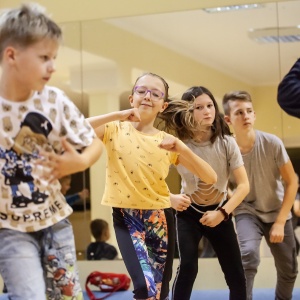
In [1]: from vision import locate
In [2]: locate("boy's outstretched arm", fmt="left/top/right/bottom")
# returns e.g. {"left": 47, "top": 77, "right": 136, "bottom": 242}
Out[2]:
{"left": 38, "top": 137, "right": 103, "bottom": 180}
{"left": 87, "top": 108, "right": 141, "bottom": 139}
{"left": 159, "top": 134, "right": 217, "bottom": 184}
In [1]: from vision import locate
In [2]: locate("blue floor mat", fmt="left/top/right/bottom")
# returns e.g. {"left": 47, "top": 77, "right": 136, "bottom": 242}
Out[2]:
{"left": 82, "top": 288, "right": 300, "bottom": 300}
{"left": 1, "top": 289, "right": 299, "bottom": 299}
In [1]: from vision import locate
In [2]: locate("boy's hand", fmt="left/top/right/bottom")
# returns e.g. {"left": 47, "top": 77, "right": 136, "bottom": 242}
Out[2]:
{"left": 36, "top": 138, "right": 87, "bottom": 181}
{"left": 170, "top": 193, "right": 191, "bottom": 211}
{"left": 120, "top": 108, "right": 141, "bottom": 122}
{"left": 78, "top": 188, "right": 90, "bottom": 200}
{"left": 269, "top": 222, "right": 285, "bottom": 243}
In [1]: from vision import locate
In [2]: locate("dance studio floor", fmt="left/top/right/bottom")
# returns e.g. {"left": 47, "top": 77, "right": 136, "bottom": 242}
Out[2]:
{"left": 81, "top": 288, "right": 300, "bottom": 300}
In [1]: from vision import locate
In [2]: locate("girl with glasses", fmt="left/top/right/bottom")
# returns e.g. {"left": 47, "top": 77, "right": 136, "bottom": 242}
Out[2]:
{"left": 87, "top": 73, "right": 217, "bottom": 300}
{"left": 160, "top": 86, "right": 249, "bottom": 300}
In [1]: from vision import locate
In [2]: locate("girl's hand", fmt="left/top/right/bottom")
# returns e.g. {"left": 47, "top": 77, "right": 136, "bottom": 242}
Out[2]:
{"left": 159, "top": 134, "right": 183, "bottom": 152}
{"left": 170, "top": 194, "right": 191, "bottom": 211}
{"left": 199, "top": 210, "right": 224, "bottom": 227}
{"left": 120, "top": 108, "right": 141, "bottom": 122}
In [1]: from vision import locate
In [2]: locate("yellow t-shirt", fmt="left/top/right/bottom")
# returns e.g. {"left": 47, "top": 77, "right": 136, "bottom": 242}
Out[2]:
{"left": 102, "top": 121, "right": 179, "bottom": 209}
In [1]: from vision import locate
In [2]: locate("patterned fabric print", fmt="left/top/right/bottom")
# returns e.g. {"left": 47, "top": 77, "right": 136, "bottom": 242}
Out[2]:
{"left": 0, "top": 86, "right": 95, "bottom": 232}
{"left": 44, "top": 221, "right": 83, "bottom": 300}
{"left": 102, "top": 121, "right": 179, "bottom": 209}
{"left": 123, "top": 209, "right": 168, "bottom": 300}
{"left": 45, "top": 252, "right": 83, "bottom": 300}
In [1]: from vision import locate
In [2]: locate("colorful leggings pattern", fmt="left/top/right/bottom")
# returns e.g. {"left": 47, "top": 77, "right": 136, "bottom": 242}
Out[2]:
{"left": 113, "top": 208, "right": 174, "bottom": 300}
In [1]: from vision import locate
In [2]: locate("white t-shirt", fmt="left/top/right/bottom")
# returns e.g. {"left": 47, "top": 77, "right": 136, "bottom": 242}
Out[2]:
{"left": 0, "top": 86, "right": 95, "bottom": 232}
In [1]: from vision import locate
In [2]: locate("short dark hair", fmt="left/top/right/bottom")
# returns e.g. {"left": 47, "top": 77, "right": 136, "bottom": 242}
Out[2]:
{"left": 90, "top": 219, "right": 108, "bottom": 240}
{"left": 222, "top": 90, "right": 252, "bottom": 115}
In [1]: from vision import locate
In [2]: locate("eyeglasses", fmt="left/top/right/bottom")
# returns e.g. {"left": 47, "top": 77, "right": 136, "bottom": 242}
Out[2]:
{"left": 134, "top": 86, "right": 164, "bottom": 101}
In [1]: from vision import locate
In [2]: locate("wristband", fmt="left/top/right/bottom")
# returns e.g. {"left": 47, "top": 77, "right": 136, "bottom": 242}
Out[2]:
{"left": 217, "top": 206, "right": 230, "bottom": 221}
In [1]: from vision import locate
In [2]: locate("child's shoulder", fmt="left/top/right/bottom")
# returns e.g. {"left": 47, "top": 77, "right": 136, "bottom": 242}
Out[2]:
{"left": 37, "top": 85, "right": 74, "bottom": 106}
{"left": 256, "top": 130, "right": 282, "bottom": 144}
{"left": 40, "top": 85, "right": 65, "bottom": 98}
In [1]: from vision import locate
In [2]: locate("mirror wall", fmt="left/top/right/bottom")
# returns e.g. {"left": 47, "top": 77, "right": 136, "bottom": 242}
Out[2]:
{"left": 46, "top": 0, "right": 300, "bottom": 259}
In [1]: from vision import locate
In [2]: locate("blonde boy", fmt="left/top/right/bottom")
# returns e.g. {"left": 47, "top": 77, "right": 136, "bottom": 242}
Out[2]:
{"left": 0, "top": 4, "right": 103, "bottom": 299}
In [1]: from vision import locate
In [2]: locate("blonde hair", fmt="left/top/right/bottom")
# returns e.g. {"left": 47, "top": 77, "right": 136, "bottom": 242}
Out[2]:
{"left": 0, "top": 3, "right": 62, "bottom": 60}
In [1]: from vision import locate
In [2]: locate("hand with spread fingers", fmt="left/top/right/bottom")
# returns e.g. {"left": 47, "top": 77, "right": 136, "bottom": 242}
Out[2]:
{"left": 36, "top": 137, "right": 102, "bottom": 181}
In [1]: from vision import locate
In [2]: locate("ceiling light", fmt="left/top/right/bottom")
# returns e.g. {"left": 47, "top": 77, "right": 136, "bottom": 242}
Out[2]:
{"left": 248, "top": 26, "right": 300, "bottom": 43}
{"left": 203, "top": 4, "right": 263, "bottom": 13}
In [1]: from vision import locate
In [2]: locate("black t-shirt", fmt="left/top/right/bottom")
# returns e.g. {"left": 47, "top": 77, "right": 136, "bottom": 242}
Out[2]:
{"left": 86, "top": 242, "right": 118, "bottom": 260}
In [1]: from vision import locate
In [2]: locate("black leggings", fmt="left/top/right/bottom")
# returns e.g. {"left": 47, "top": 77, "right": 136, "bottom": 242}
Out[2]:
{"left": 172, "top": 205, "right": 246, "bottom": 300}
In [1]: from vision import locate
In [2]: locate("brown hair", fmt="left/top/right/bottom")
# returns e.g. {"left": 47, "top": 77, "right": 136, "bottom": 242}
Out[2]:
{"left": 90, "top": 219, "right": 109, "bottom": 241}
{"left": 159, "top": 86, "right": 231, "bottom": 143}
{"left": 222, "top": 90, "right": 252, "bottom": 115}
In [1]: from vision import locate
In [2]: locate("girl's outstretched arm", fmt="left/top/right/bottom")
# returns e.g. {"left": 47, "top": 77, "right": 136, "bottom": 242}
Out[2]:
{"left": 87, "top": 108, "right": 141, "bottom": 139}
{"left": 159, "top": 134, "right": 217, "bottom": 184}
{"left": 170, "top": 193, "right": 191, "bottom": 211}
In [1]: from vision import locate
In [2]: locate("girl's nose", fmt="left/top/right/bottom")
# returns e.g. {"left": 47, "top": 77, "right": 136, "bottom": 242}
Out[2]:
{"left": 144, "top": 90, "right": 151, "bottom": 99}
{"left": 203, "top": 106, "right": 210, "bottom": 113}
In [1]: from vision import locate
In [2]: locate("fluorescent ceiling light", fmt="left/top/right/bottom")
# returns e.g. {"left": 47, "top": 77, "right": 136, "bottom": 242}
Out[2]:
{"left": 203, "top": 4, "right": 263, "bottom": 13}
{"left": 248, "top": 26, "right": 300, "bottom": 43}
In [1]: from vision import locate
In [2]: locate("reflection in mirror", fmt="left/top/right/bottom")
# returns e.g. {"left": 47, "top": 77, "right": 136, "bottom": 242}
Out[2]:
{"left": 51, "top": 1, "right": 300, "bottom": 259}
{"left": 48, "top": 21, "right": 91, "bottom": 260}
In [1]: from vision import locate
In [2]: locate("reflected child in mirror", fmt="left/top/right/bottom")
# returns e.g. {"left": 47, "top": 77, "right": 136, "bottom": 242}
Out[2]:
{"left": 86, "top": 219, "right": 118, "bottom": 260}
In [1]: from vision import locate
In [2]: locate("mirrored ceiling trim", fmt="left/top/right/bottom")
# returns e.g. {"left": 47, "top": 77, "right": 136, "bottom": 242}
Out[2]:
{"left": 249, "top": 25, "right": 300, "bottom": 43}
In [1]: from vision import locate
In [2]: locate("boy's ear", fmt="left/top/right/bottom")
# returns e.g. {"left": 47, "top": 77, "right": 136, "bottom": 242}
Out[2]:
{"left": 224, "top": 115, "right": 231, "bottom": 125}
{"left": 4, "top": 47, "right": 17, "bottom": 63}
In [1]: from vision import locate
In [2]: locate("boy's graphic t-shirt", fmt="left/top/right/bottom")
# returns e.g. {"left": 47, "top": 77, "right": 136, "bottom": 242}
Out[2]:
{"left": 0, "top": 86, "right": 95, "bottom": 232}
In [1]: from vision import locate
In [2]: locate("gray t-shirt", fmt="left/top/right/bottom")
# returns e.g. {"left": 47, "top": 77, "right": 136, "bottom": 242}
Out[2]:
{"left": 231, "top": 130, "right": 290, "bottom": 223}
{"left": 177, "top": 135, "right": 243, "bottom": 207}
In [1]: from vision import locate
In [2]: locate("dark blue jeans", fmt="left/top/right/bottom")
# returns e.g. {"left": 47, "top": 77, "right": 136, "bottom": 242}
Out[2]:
{"left": 172, "top": 205, "right": 246, "bottom": 300}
